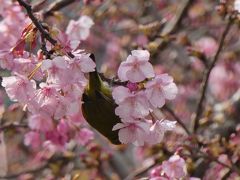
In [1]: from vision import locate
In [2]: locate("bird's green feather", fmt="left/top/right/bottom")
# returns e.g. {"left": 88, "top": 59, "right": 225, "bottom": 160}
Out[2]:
{"left": 81, "top": 55, "right": 121, "bottom": 145}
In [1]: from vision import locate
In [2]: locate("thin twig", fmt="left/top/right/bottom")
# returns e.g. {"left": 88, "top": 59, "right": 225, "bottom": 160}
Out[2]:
{"left": 163, "top": 105, "right": 191, "bottom": 135}
{"left": 153, "top": 0, "right": 192, "bottom": 50}
{"left": 17, "top": 0, "right": 75, "bottom": 60}
{"left": 161, "top": 0, "right": 192, "bottom": 36}
{"left": 17, "top": 0, "right": 57, "bottom": 46}
{"left": 198, "top": 152, "right": 240, "bottom": 175}
{"left": 0, "top": 155, "right": 75, "bottom": 179}
{"left": 43, "top": 0, "right": 77, "bottom": 18}
{"left": 0, "top": 123, "right": 28, "bottom": 132}
{"left": 192, "top": 18, "right": 233, "bottom": 133}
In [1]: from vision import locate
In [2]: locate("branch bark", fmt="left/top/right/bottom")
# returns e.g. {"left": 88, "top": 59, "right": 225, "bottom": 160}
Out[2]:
{"left": 42, "top": 0, "right": 77, "bottom": 18}
{"left": 192, "top": 18, "right": 233, "bottom": 133}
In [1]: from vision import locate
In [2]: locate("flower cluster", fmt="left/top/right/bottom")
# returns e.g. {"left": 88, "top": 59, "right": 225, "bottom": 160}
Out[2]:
{"left": 149, "top": 155, "right": 200, "bottom": 180}
{"left": 112, "top": 50, "right": 178, "bottom": 146}
{"left": 1, "top": 15, "right": 95, "bottom": 151}
{"left": 0, "top": 0, "right": 29, "bottom": 49}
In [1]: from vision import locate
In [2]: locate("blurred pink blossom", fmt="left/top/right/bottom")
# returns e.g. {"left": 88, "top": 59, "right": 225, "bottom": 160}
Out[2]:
{"left": 75, "top": 128, "right": 94, "bottom": 146}
{"left": 195, "top": 37, "right": 217, "bottom": 57}
{"left": 66, "top": 15, "right": 94, "bottom": 41}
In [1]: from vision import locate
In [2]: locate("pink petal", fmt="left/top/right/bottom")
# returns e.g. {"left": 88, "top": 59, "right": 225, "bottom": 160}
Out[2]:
{"left": 112, "top": 123, "right": 126, "bottom": 131}
{"left": 118, "top": 127, "right": 135, "bottom": 144}
{"left": 163, "top": 83, "right": 178, "bottom": 100}
{"left": 139, "top": 62, "right": 155, "bottom": 78}
{"left": 117, "top": 62, "right": 131, "bottom": 81}
{"left": 126, "top": 67, "right": 145, "bottom": 83}
{"left": 131, "top": 50, "right": 150, "bottom": 61}
{"left": 112, "top": 86, "right": 131, "bottom": 104}
{"left": 53, "top": 56, "right": 68, "bottom": 69}
{"left": 41, "top": 60, "right": 52, "bottom": 71}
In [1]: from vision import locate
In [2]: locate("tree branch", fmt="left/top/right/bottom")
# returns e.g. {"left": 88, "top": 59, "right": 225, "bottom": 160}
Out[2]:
{"left": 17, "top": 0, "right": 57, "bottom": 46}
{"left": 192, "top": 18, "right": 233, "bottom": 133}
{"left": 0, "top": 123, "right": 28, "bottom": 132}
{"left": 42, "top": 0, "right": 77, "bottom": 18}
{"left": 17, "top": 0, "right": 75, "bottom": 59}
{"left": 0, "top": 155, "right": 75, "bottom": 179}
{"left": 163, "top": 105, "right": 191, "bottom": 135}
{"left": 152, "top": 0, "right": 193, "bottom": 51}
{"left": 161, "top": 0, "right": 192, "bottom": 36}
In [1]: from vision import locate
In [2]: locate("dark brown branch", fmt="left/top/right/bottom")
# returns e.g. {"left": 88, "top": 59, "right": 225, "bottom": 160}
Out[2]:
{"left": 163, "top": 105, "right": 191, "bottom": 135}
{"left": 17, "top": 0, "right": 75, "bottom": 58}
{"left": 0, "top": 123, "right": 28, "bottom": 132}
{"left": 192, "top": 18, "right": 233, "bottom": 133}
{"left": 17, "top": 0, "right": 57, "bottom": 46}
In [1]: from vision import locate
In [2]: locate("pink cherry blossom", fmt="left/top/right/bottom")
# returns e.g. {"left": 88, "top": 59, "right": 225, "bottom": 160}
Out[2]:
{"left": 114, "top": 88, "right": 150, "bottom": 119}
{"left": 112, "top": 86, "right": 132, "bottom": 104}
{"left": 24, "top": 131, "right": 42, "bottom": 149}
{"left": 12, "top": 56, "right": 44, "bottom": 81}
{"left": 194, "top": 37, "right": 217, "bottom": 57}
{"left": 234, "top": 0, "right": 240, "bottom": 12}
{"left": 126, "top": 82, "right": 139, "bottom": 92}
{"left": 45, "top": 130, "right": 69, "bottom": 147}
{"left": 57, "top": 119, "right": 70, "bottom": 136}
{"left": 209, "top": 62, "right": 240, "bottom": 100}
{"left": 66, "top": 15, "right": 94, "bottom": 41}
{"left": 56, "top": 30, "right": 80, "bottom": 52}
{"left": 0, "top": 1, "right": 29, "bottom": 50}
{"left": 145, "top": 74, "right": 178, "bottom": 108}
{"left": 0, "top": 50, "right": 14, "bottom": 70}
{"left": 41, "top": 56, "right": 68, "bottom": 84}
{"left": 149, "top": 165, "right": 170, "bottom": 180}
{"left": 2, "top": 73, "right": 36, "bottom": 103}
{"left": 161, "top": 155, "right": 187, "bottom": 179}
{"left": 118, "top": 50, "right": 155, "bottom": 83}
{"left": 70, "top": 50, "right": 96, "bottom": 73}
{"left": 75, "top": 128, "right": 94, "bottom": 145}
{"left": 147, "top": 120, "right": 176, "bottom": 145}
{"left": 28, "top": 113, "right": 54, "bottom": 132}
{"left": 28, "top": 83, "right": 59, "bottom": 116}
{"left": 112, "top": 121, "right": 149, "bottom": 146}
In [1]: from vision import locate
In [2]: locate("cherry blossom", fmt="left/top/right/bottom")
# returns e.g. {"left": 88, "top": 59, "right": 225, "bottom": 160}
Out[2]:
{"left": 66, "top": 15, "right": 94, "bottom": 41}
{"left": 56, "top": 30, "right": 80, "bottom": 52}
{"left": 114, "top": 89, "right": 150, "bottom": 119}
{"left": 194, "top": 37, "right": 217, "bottom": 57}
{"left": 2, "top": 73, "right": 36, "bottom": 103}
{"left": 161, "top": 155, "right": 187, "bottom": 178}
{"left": 147, "top": 120, "right": 176, "bottom": 145}
{"left": 118, "top": 50, "right": 155, "bottom": 83}
{"left": 41, "top": 56, "right": 68, "bottom": 84}
{"left": 24, "top": 131, "right": 42, "bottom": 149}
{"left": 234, "top": 0, "right": 240, "bottom": 12}
{"left": 71, "top": 50, "right": 96, "bottom": 73}
{"left": 28, "top": 113, "right": 54, "bottom": 132}
{"left": 145, "top": 74, "right": 178, "bottom": 108}
{"left": 149, "top": 155, "right": 188, "bottom": 179}
{"left": 75, "top": 128, "right": 94, "bottom": 145}
{"left": 112, "top": 121, "right": 149, "bottom": 146}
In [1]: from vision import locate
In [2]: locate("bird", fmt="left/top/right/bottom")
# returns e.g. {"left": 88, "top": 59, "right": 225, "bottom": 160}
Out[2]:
{"left": 81, "top": 54, "right": 121, "bottom": 145}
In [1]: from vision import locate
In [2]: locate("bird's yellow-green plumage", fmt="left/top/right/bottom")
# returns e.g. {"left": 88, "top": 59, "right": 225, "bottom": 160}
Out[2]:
{"left": 81, "top": 55, "right": 121, "bottom": 145}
